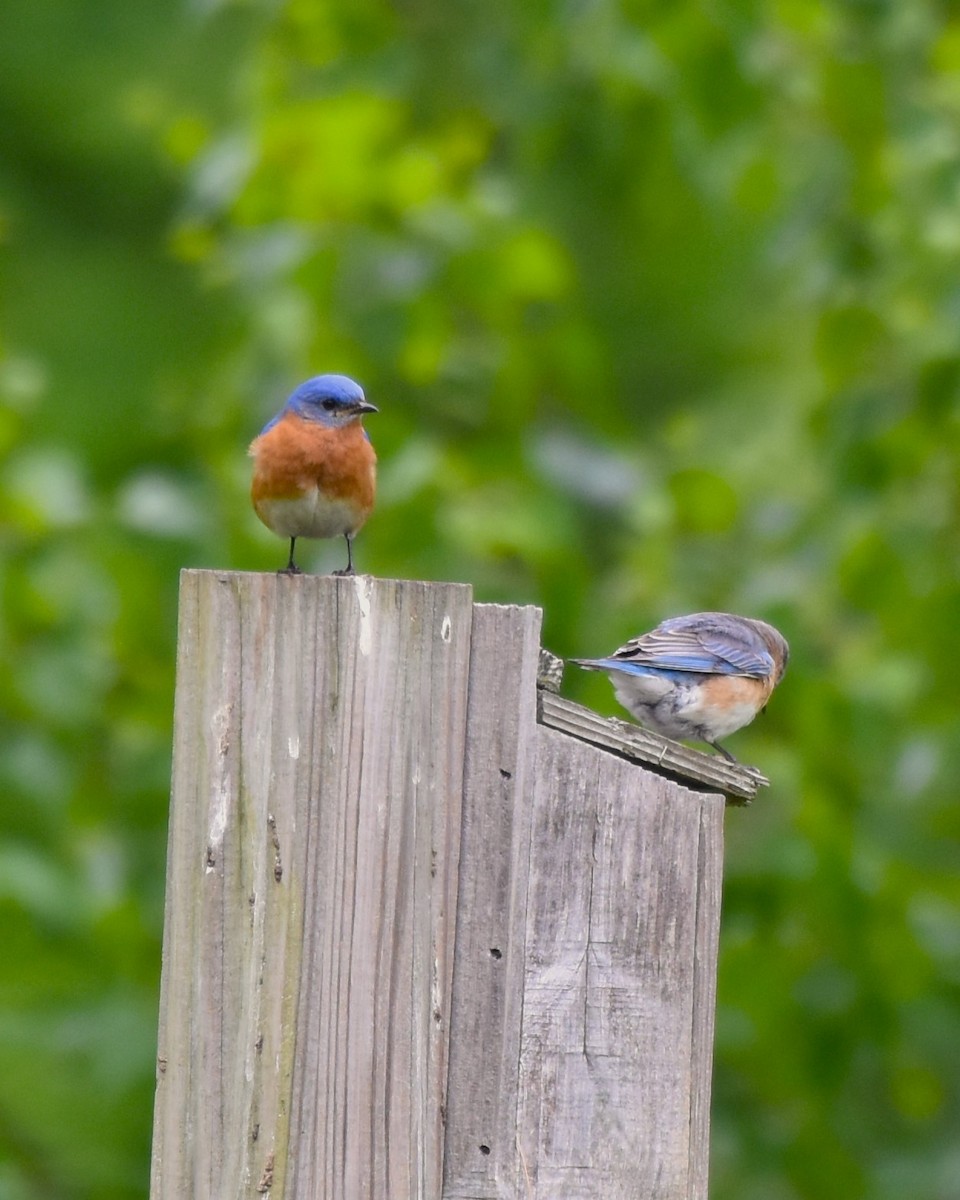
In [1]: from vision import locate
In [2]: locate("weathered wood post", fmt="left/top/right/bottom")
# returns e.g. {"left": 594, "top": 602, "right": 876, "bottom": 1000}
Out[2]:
{"left": 151, "top": 571, "right": 763, "bottom": 1200}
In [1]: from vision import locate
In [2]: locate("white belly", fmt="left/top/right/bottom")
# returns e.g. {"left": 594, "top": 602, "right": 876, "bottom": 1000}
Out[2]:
{"left": 612, "top": 671, "right": 759, "bottom": 740}
{"left": 256, "top": 491, "right": 366, "bottom": 539}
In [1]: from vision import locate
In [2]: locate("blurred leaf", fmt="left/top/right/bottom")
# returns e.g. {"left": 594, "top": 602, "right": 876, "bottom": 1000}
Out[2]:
{"left": 669, "top": 467, "right": 739, "bottom": 533}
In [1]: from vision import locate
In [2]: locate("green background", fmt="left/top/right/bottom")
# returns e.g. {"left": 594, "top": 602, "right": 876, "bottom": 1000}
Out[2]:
{"left": 1, "top": 1, "right": 958, "bottom": 1197}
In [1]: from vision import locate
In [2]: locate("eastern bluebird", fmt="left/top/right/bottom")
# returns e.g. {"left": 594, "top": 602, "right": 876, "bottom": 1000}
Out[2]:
{"left": 571, "top": 612, "right": 788, "bottom": 762}
{"left": 249, "top": 374, "right": 378, "bottom": 575}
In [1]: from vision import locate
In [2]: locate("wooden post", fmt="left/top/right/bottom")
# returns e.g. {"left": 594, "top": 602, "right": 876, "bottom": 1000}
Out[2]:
{"left": 152, "top": 572, "right": 743, "bottom": 1200}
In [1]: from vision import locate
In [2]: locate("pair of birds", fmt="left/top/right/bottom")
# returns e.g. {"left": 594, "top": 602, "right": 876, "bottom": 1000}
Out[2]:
{"left": 249, "top": 374, "right": 788, "bottom": 763}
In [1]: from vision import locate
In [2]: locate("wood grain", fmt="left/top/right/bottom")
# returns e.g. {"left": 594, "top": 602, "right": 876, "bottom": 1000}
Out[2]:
{"left": 152, "top": 573, "right": 727, "bottom": 1200}
{"left": 511, "top": 728, "right": 724, "bottom": 1199}
{"left": 443, "top": 603, "right": 544, "bottom": 1198}
{"left": 151, "top": 570, "right": 474, "bottom": 1200}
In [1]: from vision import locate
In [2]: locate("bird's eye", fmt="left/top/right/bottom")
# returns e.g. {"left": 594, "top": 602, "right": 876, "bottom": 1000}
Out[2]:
{"left": 321, "top": 398, "right": 338, "bottom": 411}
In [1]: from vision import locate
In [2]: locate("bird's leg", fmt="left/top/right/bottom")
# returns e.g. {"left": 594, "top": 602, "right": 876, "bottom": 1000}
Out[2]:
{"left": 707, "top": 739, "right": 738, "bottom": 763}
{"left": 333, "top": 533, "right": 356, "bottom": 577}
{"left": 279, "top": 537, "right": 302, "bottom": 576}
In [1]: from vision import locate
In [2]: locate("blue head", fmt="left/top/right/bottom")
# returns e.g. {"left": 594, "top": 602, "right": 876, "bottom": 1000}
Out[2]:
{"left": 263, "top": 374, "right": 378, "bottom": 433}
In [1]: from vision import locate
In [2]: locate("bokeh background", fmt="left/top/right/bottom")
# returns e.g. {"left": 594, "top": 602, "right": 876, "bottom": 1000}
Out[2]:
{"left": 2, "top": 1, "right": 959, "bottom": 1197}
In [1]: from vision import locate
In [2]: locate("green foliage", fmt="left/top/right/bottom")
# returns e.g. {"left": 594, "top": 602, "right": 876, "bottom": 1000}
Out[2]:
{"left": 2, "top": 0, "right": 959, "bottom": 1196}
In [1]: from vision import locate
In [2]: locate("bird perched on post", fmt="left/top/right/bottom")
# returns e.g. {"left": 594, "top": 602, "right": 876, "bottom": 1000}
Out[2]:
{"left": 249, "top": 373, "right": 378, "bottom": 575}
{"left": 571, "top": 612, "right": 788, "bottom": 762}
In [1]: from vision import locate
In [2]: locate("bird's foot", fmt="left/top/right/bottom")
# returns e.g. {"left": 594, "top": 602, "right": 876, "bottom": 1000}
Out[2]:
{"left": 332, "top": 566, "right": 356, "bottom": 577}
{"left": 707, "top": 740, "right": 738, "bottom": 764}
{"left": 278, "top": 564, "right": 302, "bottom": 576}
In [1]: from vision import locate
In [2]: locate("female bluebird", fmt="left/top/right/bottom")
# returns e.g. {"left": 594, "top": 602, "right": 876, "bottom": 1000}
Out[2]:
{"left": 571, "top": 612, "right": 788, "bottom": 762}
{"left": 249, "top": 374, "right": 378, "bottom": 575}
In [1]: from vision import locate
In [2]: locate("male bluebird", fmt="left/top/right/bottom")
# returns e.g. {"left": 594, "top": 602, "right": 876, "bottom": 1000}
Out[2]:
{"left": 249, "top": 374, "right": 378, "bottom": 575}
{"left": 571, "top": 612, "right": 788, "bottom": 762}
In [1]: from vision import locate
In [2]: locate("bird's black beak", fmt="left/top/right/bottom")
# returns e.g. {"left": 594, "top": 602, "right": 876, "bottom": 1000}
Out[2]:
{"left": 355, "top": 400, "right": 378, "bottom": 415}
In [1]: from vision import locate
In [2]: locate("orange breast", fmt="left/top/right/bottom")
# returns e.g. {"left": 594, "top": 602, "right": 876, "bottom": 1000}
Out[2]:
{"left": 250, "top": 413, "right": 377, "bottom": 512}
{"left": 700, "top": 673, "right": 774, "bottom": 710}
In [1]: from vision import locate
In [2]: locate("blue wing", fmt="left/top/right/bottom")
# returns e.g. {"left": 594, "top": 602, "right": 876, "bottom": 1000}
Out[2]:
{"left": 574, "top": 659, "right": 701, "bottom": 685}
{"left": 603, "top": 613, "right": 776, "bottom": 678}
